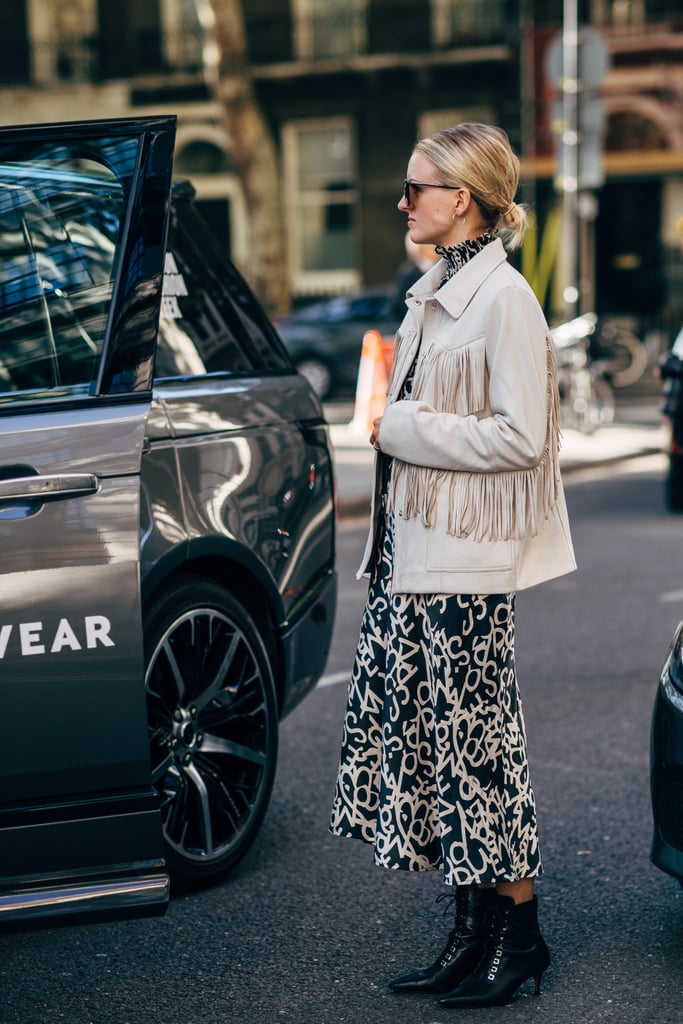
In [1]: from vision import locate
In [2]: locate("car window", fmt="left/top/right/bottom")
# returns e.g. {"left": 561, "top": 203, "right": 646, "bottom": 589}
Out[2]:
{"left": 321, "top": 297, "right": 353, "bottom": 322}
{"left": 285, "top": 292, "right": 392, "bottom": 325}
{"left": 0, "top": 140, "right": 138, "bottom": 405}
{"left": 154, "top": 200, "right": 292, "bottom": 379}
{"left": 290, "top": 301, "right": 330, "bottom": 323}
{"left": 348, "top": 295, "right": 391, "bottom": 319}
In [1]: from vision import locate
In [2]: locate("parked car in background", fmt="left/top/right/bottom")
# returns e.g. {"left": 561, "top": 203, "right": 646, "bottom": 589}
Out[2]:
{"left": 0, "top": 116, "right": 337, "bottom": 927}
{"left": 274, "top": 287, "right": 402, "bottom": 399}
{"left": 651, "top": 619, "right": 683, "bottom": 883}
{"left": 658, "top": 327, "right": 683, "bottom": 511}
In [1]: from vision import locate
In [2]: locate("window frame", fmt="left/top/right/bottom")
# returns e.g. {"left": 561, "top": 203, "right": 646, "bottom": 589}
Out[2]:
{"left": 292, "top": 0, "right": 368, "bottom": 60}
{"left": 430, "top": 0, "right": 507, "bottom": 48}
{"left": 27, "top": 0, "right": 98, "bottom": 84}
{"left": 282, "top": 117, "right": 360, "bottom": 298}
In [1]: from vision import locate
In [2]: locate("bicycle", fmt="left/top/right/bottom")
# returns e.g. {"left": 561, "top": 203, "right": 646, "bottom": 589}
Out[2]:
{"left": 550, "top": 313, "right": 615, "bottom": 434}
{"left": 589, "top": 317, "right": 648, "bottom": 389}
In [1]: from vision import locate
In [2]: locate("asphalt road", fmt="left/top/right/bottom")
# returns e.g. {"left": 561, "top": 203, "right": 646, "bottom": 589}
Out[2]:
{"left": 3, "top": 452, "right": 683, "bottom": 1024}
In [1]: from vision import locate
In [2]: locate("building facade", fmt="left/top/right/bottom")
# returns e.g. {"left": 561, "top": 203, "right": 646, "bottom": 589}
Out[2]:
{"left": 0, "top": 0, "right": 249, "bottom": 267}
{"left": 0, "top": 0, "right": 682, "bottom": 332}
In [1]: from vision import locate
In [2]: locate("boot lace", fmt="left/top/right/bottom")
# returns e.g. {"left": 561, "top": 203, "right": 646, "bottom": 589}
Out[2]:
{"left": 435, "top": 892, "right": 457, "bottom": 917}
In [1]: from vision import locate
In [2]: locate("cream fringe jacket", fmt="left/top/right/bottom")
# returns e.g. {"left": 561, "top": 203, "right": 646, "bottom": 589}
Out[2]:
{"left": 359, "top": 237, "right": 576, "bottom": 594}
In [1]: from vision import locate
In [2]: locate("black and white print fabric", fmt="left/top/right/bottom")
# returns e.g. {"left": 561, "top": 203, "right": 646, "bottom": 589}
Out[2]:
{"left": 436, "top": 233, "right": 492, "bottom": 286}
{"left": 329, "top": 515, "right": 542, "bottom": 886}
{"left": 330, "top": 231, "right": 541, "bottom": 885}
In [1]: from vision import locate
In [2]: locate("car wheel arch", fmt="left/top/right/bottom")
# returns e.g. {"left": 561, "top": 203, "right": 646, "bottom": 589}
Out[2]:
{"left": 141, "top": 552, "right": 286, "bottom": 714}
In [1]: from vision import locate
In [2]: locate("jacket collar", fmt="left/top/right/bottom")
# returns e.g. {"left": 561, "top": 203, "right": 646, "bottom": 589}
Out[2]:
{"left": 407, "top": 237, "right": 508, "bottom": 319}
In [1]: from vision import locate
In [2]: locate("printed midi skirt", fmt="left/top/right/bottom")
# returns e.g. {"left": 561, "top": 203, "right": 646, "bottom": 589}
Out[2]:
{"left": 329, "top": 513, "right": 542, "bottom": 886}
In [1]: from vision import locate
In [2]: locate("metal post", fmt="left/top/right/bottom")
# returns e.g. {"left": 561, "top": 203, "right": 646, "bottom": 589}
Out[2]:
{"left": 561, "top": 0, "right": 579, "bottom": 321}
{"left": 519, "top": 0, "right": 536, "bottom": 213}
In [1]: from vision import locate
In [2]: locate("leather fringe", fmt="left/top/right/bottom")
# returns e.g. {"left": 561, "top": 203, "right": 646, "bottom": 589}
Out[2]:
{"left": 410, "top": 338, "right": 487, "bottom": 414}
{"left": 387, "top": 335, "right": 562, "bottom": 542}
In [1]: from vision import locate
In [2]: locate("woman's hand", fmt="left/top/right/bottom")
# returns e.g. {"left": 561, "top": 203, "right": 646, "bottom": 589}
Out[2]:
{"left": 369, "top": 416, "right": 383, "bottom": 451}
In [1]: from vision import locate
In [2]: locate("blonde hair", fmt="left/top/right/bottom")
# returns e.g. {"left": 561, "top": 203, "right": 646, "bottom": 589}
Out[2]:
{"left": 414, "top": 122, "right": 527, "bottom": 250}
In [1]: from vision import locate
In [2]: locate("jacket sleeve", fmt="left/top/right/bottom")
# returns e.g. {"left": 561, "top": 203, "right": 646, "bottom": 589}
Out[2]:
{"left": 378, "top": 285, "right": 549, "bottom": 473}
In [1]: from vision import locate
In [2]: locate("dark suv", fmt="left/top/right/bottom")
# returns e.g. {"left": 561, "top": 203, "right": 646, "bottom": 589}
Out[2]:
{"left": 0, "top": 116, "right": 336, "bottom": 926}
{"left": 658, "top": 328, "right": 683, "bottom": 510}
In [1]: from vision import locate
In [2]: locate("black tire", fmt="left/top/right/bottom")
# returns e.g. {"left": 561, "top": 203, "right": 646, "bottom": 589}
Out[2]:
{"left": 144, "top": 578, "right": 278, "bottom": 887}
{"left": 666, "top": 455, "right": 683, "bottom": 513}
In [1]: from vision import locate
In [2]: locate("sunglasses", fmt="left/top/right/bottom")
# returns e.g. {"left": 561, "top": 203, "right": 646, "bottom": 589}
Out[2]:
{"left": 402, "top": 179, "right": 486, "bottom": 210}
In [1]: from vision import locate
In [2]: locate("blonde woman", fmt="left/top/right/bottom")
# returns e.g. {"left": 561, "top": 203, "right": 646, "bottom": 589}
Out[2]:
{"left": 330, "top": 123, "right": 576, "bottom": 1009}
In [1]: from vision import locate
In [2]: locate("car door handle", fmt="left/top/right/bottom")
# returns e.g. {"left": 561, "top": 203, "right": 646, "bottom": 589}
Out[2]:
{"left": 0, "top": 473, "right": 99, "bottom": 502}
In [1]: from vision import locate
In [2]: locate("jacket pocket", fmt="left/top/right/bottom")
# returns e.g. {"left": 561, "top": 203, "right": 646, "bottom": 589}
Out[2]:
{"left": 435, "top": 329, "right": 485, "bottom": 354}
{"left": 426, "top": 531, "right": 515, "bottom": 573}
{"left": 423, "top": 479, "right": 515, "bottom": 573}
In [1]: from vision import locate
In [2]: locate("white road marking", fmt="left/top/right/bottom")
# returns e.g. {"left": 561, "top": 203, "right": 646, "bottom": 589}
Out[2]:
{"left": 564, "top": 452, "right": 666, "bottom": 486}
{"left": 317, "top": 670, "right": 350, "bottom": 688}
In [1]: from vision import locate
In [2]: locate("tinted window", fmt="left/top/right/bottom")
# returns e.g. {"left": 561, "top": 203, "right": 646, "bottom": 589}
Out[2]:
{"left": 291, "top": 292, "right": 392, "bottom": 324}
{"left": 0, "top": 140, "right": 137, "bottom": 405}
{"left": 154, "top": 200, "right": 292, "bottom": 379}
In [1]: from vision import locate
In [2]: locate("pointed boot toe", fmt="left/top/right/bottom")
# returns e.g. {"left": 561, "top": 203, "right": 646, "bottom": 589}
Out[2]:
{"left": 389, "top": 886, "right": 495, "bottom": 995}
{"left": 439, "top": 894, "right": 551, "bottom": 1009}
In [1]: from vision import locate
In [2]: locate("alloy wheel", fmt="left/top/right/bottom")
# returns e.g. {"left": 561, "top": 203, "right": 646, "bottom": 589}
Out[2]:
{"left": 145, "top": 581, "right": 278, "bottom": 885}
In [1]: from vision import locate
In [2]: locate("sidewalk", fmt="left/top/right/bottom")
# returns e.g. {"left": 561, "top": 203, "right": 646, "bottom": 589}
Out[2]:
{"left": 329, "top": 414, "right": 668, "bottom": 519}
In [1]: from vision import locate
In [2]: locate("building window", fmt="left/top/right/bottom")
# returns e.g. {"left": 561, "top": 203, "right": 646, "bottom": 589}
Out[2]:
{"left": 28, "top": 0, "right": 97, "bottom": 83}
{"left": 591, "top": 0, "right": 683, "bottom": 31}
{"left": 431, "top": 0, "right": 506, "bottom": 48}
{"left": 160, "top": 0, "right": 207, "bottom": 73}
{"left": 591, "top": 0, "right": 645, "bottom": 29}
{"left": 605, "top": 110, "right": 667, "bottom": 150}
{"left": 293, "top": 0, "right": 368, "bottom": 60}
{"left": 419, "top": 106, "right": 496, "bottom": 139}
{"left": 28, "top": 0, "right": 205, "bottom": 82}
{"left": 282, "top": 119, "right": 359, "bottom": 295}
{"left": 174, "top": 137, "right": 248, "bottom": 269}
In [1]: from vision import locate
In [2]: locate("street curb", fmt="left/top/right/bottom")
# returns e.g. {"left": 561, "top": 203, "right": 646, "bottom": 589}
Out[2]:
{"left": 559, "top": 444, "right": 664, "bottom": 478}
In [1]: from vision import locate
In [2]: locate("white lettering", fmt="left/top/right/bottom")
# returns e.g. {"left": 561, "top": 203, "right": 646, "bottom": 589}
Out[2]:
{"left": 162, "top": 274, "right": 188, "bottom": 298}
{"left": 162, "top": 251, "right": 188, "bottom": 316}
{"left": 20, "top": 622, "right": 45, "bottom": 655}
{"left": 0, "top": 624, "right": 12, "bottom": 659}
{"left": 51, "top": 618, "right": 82, "bottom": 653}
{"left": 85, "top": 615, "right": 115, "bottom": 649}
{"left": 0, "top": 615, "right": 117, "bottom": 658}
{"left": 161, "top": 295, "right": 182, "bottom": 319}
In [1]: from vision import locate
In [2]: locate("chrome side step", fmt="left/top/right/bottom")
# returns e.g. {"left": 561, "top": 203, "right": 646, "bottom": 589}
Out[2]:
{"left": 0, "top": 872, "right": 169, "bottom": 923}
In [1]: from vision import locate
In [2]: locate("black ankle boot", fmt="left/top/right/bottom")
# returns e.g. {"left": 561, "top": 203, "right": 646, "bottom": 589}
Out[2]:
{"left": 439, "top": 894, "right": 550, "bottom": 1008}
{"left": 388, "top": 886, "right": 496, "bottom": 994}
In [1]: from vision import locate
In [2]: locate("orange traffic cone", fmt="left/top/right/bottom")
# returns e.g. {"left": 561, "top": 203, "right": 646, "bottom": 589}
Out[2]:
{"left": 349, "top": 330, "right": 390, "bottom": 436}
{"left": 381, "top": 336, "right": 395, "bottom": 376}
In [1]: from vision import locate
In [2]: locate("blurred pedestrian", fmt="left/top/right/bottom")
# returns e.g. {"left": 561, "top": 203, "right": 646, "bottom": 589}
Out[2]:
{"left": 329, "top": 122, "right": 576, "bottom": 1009}
{"left": 390, "top": 233, "right": 438, "bottom": 319}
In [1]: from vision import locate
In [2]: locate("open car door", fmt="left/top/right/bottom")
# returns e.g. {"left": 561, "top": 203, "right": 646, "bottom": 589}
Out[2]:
{"left": 0, "top": 116, "right": 176, "bottom": 925}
